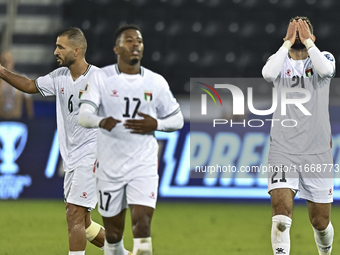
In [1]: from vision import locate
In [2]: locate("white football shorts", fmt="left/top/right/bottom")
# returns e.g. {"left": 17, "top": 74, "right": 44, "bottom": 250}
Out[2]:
{"left": 268, "top": 149, "right": 334, "bottom": 203}
{"left": 64, "top": 165, "right": 97, "bottom": 210}
{"left": 96, "top": 174, "right": 159, "bottom": 218}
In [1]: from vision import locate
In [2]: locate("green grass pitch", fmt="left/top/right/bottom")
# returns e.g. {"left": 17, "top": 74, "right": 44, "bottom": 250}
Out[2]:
{"left": 1, "top": 200, "right": 340, "bottom": 254}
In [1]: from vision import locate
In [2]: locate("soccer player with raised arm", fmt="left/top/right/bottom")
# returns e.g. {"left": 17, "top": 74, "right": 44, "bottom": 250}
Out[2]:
{"left": 0, "top": 27, "right": 132, "bottom": 255}
{"left": 78, "top": 24, "right": 184, "bottom": 255}
{"left": 262, "top": 17, "right": 335, "bottom": 255}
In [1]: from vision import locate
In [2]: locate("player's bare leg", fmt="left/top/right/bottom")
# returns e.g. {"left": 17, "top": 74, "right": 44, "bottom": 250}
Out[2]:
{"left": 102, "top": 208, "right": 130, "bottom": 255}
{"left": 307, "top": 201, "right": 333, "bottom": 255}
{"left": 270, "top": 188, "right": 295, "bottom": 255}
{"left": 84, "top": 211, "right": 105, "bottom": 248}
{"left": 66, "top": 203, "right": 87, "bottom": 253}
{"left": 271, "top": 188, "right": 295, "bottom": 217}
{"left": 66, "top": 203, "right": 106, "bottom": 254}
{"left": 129, "top": 204, "right": 154, "bottom": 255}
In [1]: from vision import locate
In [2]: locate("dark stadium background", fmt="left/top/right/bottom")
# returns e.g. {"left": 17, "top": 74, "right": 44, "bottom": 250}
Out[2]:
{"left": 64, "top": 0, "right": 340, "bottom": 95}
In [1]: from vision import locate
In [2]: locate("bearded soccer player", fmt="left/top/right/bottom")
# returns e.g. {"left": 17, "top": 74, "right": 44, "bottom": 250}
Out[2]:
{"left": 0, "top": 27, "right": 131, "bottom": 255}
{"left": 262, "top": 17, "right": 335, "bottom": 255}
{"left": 78, "top": 24, "right": 184, "bottom": 255}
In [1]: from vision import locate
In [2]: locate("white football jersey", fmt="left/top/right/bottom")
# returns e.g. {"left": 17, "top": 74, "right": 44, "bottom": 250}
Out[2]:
{"left": 35, "top": 65, "right": 99, "bottom": 171}
{"left": 101, "top": 63, "right": 120, "bottom": 77}
{"left": 269, "top": 52, "right": 335, "bottom": 154}
{"left": 80, "top": 67, "right": 180, "bottom": 180}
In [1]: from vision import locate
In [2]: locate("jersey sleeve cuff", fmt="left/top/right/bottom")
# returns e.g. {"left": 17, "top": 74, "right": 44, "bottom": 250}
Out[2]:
{"left": 34, "top": 80, "right": 46, "bottom": 97}
{"left": 305, "top": 38, "right": 315, "bottom": 50}
{"left": 282, "top": 41, "right": 292, "bottom": 50}
{"left": 79, "top": 100, "right": 98, "bottom": 110}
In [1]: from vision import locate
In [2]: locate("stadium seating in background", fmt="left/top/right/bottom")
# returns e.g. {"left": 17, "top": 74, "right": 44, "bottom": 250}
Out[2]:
{"left": 0, "top": 0, "right": 63, "bottom": 80}
{"left": 62, "top": 0, "right": 339, "bottom": 96}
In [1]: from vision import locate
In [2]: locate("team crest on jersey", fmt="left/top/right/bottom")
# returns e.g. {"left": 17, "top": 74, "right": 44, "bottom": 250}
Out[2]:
{"left": 305, "top": 68, "right": 314, "bottom": 77}
{"left": 144, "top": 90, "right": 153, "bottom": 102}
{"left": 285, "top": 69, "right": 291, "bottom": 76}
{"left": 61, "top": 87, "right": 64, "bottom": 94}
{"left": 78, "top": 84, "right": 89, "bottom": 99}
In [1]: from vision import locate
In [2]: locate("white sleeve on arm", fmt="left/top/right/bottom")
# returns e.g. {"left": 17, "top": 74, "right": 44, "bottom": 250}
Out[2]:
{"left": 78, "top": 103, "right": 103, "bottom": 128}
{"left": 308, "top": 47, "right": 335, "bottom": 78}
{"left": 262, "top": 41, "right": 291, "bottom": 82}
{"left": 156, "top": 110, "right": 184, "bottom": 132}
{"left": 35, "top": 71, "right": 57, "bottom": 96}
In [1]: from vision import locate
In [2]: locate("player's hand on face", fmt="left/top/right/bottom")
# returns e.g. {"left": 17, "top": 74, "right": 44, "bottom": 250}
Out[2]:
{"left": 284, "top": 20, "right": 297, "bottom": 45}
{"left": 99, "top": 117, "right": 121, "bottom": 131}
{"left": 123, "top": 111, "right": 157, "bottom": 134}
{"left": 297, "top": 19, "right": 312, "bottom": 44}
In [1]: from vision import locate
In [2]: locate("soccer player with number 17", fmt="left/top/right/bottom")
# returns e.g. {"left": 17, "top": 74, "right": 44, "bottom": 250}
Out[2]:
{"left": 78, "top": 24, "right": 184, "bottom": 255}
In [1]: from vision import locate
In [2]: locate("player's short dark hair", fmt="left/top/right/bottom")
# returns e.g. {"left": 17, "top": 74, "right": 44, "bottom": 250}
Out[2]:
{"left": 58, "top": 27, "right": 87, "bottom": 53}
{"left": 289, "top": 16, "right": 314, "bottom": 35}
{"left": 114, "top": 24, "right": 142, "bottom": 46}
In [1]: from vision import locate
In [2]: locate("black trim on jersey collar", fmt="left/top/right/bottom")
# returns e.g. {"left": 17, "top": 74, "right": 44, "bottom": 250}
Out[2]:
{"left": 114, "top": 63, "right": 145, "bottom": 77}
{"left": 115, "top": 63, "right": 120, "bottom": 74}
{"left": 83, "top": 64, "right": 92, "bottom": 76}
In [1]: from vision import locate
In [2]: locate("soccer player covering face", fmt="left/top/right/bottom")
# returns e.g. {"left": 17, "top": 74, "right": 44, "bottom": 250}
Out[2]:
{"left": 0, "top": 27, "right": 109, "bottom": 255}
{"left": 262, "top": 17, "right": 335, "bottom": 255}
{"left": 78, "top": 24, "right": 184, "bottom": 255}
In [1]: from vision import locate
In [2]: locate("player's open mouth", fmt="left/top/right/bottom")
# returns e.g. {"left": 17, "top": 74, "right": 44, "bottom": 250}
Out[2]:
{"left": 132, "top": 50, "right": 140, "bottom": 56}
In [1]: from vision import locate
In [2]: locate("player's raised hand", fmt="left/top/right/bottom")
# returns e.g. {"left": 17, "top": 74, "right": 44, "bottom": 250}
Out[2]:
{"left": 99, "top": 117, "right": 121, "bottom": 131}
{"left": 284, "top": 20, "right": 297, "bottom": 45}
{"left": 297, "top": 19, "right": 313, "bottom": 44}
{"left": 124, "top": 111, "right": 157, "bottom": 134}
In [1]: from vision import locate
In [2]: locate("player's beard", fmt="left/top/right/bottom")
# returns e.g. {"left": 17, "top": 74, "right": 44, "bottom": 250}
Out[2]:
{"left": 56, "top": 56, "right": 75, "bottom": 67}
{"left": 291, "top": 40, "right": 306, "bottom": 50}
{"left": 130, "top": 58, "right": 139, "bottom": 65}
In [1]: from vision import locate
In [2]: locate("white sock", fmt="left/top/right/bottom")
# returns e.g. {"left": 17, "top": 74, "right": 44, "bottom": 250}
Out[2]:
{"left": 69, "top": 252, "right": 85, "bottom": 255}
{"left": 271, "top": 215, "right": 292, "bottom": 255}
{"left": 133, "top": 237, "right": 152, "bottom": 255}
{"left": 104, "top": 239, "right": 125, "bottom": 255}
{"left": 100, "top": 245, "right": 128, "bottom": 252}
{"left": 313, "top": 222, "right": 334, "bottom": 255}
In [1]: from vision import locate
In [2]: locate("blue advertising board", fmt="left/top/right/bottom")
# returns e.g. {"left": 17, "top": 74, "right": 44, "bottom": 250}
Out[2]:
{"left": 2, "top": 119, "right": 340, "bottom": 200}
{"left": 157, "top": 122, "right": 340, "bottom": 200}
{"left": 0, "top": 118, "right": 62, "bottom": 199}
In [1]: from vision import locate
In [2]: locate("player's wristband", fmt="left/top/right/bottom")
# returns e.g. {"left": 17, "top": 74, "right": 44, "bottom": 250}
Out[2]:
{"left": 282, "top": 40, "right": 292, "bottom": 49}
{"left": 304, "top": 38, "right": 315, "bottom": 50}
